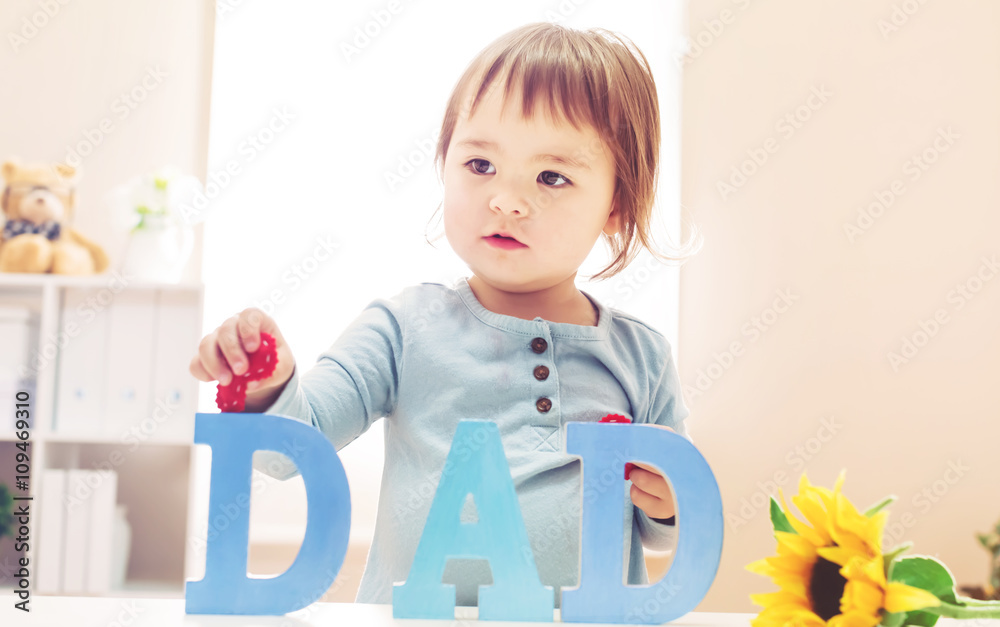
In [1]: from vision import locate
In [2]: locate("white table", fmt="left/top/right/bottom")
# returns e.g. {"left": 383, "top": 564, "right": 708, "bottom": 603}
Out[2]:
{"left": 4, "top": 595, "right": 997, "bottom": 627}
{"left": 0, "top": 594, "right": 754, "bottom": 626}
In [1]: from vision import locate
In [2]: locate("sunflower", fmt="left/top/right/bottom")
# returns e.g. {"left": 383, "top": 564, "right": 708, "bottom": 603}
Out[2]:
{"left": 747, "top": 472, "right": 941, "bottom": 627}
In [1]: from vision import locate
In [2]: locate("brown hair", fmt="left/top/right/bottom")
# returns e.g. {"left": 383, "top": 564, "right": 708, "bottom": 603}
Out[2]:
{"left": 425, "top": 22, "right": 700, "bottom": 281}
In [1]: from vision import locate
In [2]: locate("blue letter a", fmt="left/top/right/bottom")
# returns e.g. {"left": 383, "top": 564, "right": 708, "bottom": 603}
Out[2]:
{"left": 393, "top": 419, "right": 553, "bottom": 621}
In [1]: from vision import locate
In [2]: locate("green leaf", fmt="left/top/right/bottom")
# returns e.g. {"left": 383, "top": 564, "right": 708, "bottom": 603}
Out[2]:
{"left": 889, "top": 555, "right": 958, "bottom": 627}
{"left": 882, "top": 543, "right": 912, "bottom": 579}
{"left": 0, "top": 483, "right": 13, "bottom": 539}
{"left": 769, "top": 497, "right": 796, "bottom": 534}
{"left": 864, "top": 495, "right": 897, "bottom": 517}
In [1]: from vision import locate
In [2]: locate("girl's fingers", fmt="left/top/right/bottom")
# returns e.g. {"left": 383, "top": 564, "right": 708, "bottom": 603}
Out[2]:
{"left": 188, "top": 355, "right": 213, "bottom": 382}
{"left": 216, "top": 317, "right": 249, "bottom": 377}
{"left": 629, "top": 467, "right": 672, "bottom": 501}
{"left": 238, "top": 308, "right": 265, "bottom": 353}
{"left": 630, "top": 483, "right": 674, "bottom": 519}
{"left": 631, "top": 461, "right": 664, "bottom": 474}
{"left": 630, "top": 483, "right": 654, "bottom": 511}
{"left": 195, "top": 331, "right": 234, "bottom": 384}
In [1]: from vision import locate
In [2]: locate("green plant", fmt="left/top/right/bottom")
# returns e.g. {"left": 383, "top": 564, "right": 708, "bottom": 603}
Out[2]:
{"left": 0, "top": 483, "right": 13, "bottom": 540}
{"left": 976, "top": 518, "right": 1000, "bottom": 596}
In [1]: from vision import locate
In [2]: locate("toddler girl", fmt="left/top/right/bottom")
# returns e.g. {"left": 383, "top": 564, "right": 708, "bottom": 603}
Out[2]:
{"left": 190, "top": 21, "right": 694, "bottom": 608}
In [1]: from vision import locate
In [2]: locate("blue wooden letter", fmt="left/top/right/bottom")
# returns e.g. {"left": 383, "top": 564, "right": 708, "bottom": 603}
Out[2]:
{"left": 393, "top": 419, "right": 554, "bottom": 621}
{"left": 185, "top": 412, "right": 351, "bottom": 615}
{"left": 561, "top": 423, "right": 723, "bottom": 624}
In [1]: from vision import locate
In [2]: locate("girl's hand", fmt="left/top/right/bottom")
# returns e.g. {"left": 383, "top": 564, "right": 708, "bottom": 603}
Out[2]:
{"left": 628, "top": 425, "right": 676, "bottom": 520}
{"left": 189, "top": 307, "right": 296, "bottom": 405}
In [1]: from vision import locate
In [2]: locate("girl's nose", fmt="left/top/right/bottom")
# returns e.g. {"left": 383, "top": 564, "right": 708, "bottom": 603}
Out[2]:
{"left": 491, "top": 199, "right": 524, "bottom": 216}
{"left": 490, "top": 189, "right": 536, "bottom": 216}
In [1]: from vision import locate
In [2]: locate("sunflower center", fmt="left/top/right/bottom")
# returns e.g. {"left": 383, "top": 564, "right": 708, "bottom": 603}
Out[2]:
{"left": 809, "top": 557, "right": 847, "bottom": 621}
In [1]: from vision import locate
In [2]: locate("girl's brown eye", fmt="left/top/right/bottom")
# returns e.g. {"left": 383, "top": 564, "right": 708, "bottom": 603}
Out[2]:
{"left": 466, "top": 159, "right": 494, "bottom": 175}
{"left": 540, "top": 171, "right": 570, "bottom": 187}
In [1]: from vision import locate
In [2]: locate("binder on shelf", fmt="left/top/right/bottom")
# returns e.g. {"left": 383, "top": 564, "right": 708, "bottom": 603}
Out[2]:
{"left": 55, "top": 289, "right": 110, "bottom": 435}
{"left": 103, "top": 291, "right": 156, "bottom": 439}
{"left": 62, "top": 468, "right": 91, "bottom": 593}
{"left": 0, "top": 305, "right": 39, "bottom": 431}
{"left": 85, "top": 469, "right": 118, "bottom": 594}
{"left": 36, "top": 469, "right": 67, "bottom": 593}
{"left": 150, "top": 289, "right": 201, "bottom": 441}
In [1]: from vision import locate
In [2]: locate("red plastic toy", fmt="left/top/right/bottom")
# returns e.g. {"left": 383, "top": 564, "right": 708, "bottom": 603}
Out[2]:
{"left": 598, "top": 413, "right": 637, "bottom": 480}
{"left": 216, "top": 332, "right": 278, "bottom": 412}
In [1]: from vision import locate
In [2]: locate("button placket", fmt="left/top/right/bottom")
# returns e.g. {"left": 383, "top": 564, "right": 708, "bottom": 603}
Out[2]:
{"left": 529, "top": 334, "right": 559, "bottom": 451}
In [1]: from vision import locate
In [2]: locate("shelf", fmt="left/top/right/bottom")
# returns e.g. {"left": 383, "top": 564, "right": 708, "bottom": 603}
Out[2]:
{"left": 0, "top": 279, "right": 205, "bottom": 596}
{"left": 24, "top": 579, "right": 186, "bottom": 599}
{"left": 114, "top": 579, "right": 186, "bottom": 598}
{"left": 0, "top": 272, "right": 202, "bottom": 291}
{"left": 40, "top": 433, "right": 194, "bottom": 446}
{"left": 0, "top": 434, "right": 193, "bottom": 446}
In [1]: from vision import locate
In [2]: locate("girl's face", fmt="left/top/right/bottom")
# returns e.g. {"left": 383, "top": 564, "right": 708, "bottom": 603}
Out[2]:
{"left": 442, "top": 83, "right": 620, "bottom": 293}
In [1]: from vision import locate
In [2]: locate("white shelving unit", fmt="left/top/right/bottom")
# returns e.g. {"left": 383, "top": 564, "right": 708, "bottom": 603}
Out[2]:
{"left": 0, "top": 272, "right": 204, "bottom": 597}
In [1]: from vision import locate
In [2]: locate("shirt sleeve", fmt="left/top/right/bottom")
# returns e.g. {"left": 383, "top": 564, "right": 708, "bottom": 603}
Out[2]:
{"left": 635, "top": 337, "right": 690, "bottom": 551}
{"left": 250, "top": 293, "right": 404, "bottom": 481}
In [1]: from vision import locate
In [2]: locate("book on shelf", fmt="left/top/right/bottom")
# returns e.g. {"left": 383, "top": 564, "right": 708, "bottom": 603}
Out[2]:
{"left": 0, "top": 305, "right": 38, "bottom": 431}
{"left": 37, "top": 469, "right": 66, "bottom": 594}
{"left": 38, "top": 468, "right": 120, "bottom": 594}
{"left": 53, "top": 287, "right": 198, "bottom": 441}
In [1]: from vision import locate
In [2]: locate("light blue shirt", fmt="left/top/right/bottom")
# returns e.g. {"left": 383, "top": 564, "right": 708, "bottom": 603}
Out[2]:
{"left": 251, "top": 276, "right": 690, "bottom": 607}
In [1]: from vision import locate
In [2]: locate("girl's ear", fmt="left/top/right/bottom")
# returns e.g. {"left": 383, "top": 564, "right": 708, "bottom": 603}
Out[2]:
{"left": 603, "top": 201, "right": 622, "bottom": 237}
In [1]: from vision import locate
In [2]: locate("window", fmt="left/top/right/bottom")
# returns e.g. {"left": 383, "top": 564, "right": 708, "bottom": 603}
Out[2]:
{"left": 200, "top": 1, "right": 684, "bottom": 547}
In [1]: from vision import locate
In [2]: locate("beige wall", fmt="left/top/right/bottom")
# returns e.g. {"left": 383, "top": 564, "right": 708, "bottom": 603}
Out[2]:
{"left": 681, "top": 0, "right": 1000, "bottom": 612}
{"left": 0, "top": 0, "right": 214, "bottom": 281}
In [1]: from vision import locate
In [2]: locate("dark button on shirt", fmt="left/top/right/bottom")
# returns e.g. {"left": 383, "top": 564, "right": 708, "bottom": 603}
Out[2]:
{"left": 536, "top": 397, "right": 552, "bottom": 413}
{"left": 530, "top": 337, "right": 547, "bottom": 353}
{"left": 533, "top": 365, "right": 549, "bottom": 381}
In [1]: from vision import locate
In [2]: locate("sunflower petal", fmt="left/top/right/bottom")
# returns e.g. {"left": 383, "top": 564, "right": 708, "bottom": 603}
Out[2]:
{"left": 860, "top": 554, "right": 887, "bottom": 586}
{"left": 884, "top": 581, "right": 942, "bottom": 613}
{"left": 817, "top": 546, "right": 860, "bottom": 567}
{"left": 842, "top": 579, "right": 884, "bottom": 616}
{"left": 776, "top": 531, "right": 820, "bottom": 560}
{"left": 757, "top": 604, "right": 822, "bottom": 623}
{"left": 834, "top": 469, "right": 847, "bottom": 494}
{"left": 753, "top": 606, "right": 823, "bottom": 627}
{"left": 798, "top": 472, "right": 814, "bottom": 497}
{"left": 792, "top": 491, "right": 834, "bottom": 544}
{"left": 750, "top": 591, "right": 810, "bottom": 608}
{"left": 830, "top": 494, "right": 877, "bottom": 557}
{"left": 770, "top": 576, "right": 809, "bottom": 600}
{"left": 784, "top": 511, "right": 829, "bottom": 548}
{"left": 866, "top": 510, "right": 888, "bottom": 547}
{"left": 840, "top": 555, "right": 885, "bottom": 588}
{"left": 828, "top": 609, "right": 882, "bottom": 627}
{"left": 766, "top": 554, "right": 812, "bottom": 576}
{"left": 747, "top": 558, "right": 777, "bottom": 577}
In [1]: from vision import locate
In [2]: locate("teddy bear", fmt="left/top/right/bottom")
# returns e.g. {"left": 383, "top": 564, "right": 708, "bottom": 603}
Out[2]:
{"left": 0, "top": 159, "right": 109, "bottom": 275}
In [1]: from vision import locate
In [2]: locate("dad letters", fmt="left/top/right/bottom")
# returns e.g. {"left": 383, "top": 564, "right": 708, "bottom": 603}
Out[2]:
{"left": 186, "top": 413, "right": 723, "bottom": 624}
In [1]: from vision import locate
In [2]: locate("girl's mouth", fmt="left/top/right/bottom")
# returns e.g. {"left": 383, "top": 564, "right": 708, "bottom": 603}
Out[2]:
{"left": 484, "top": 234, "right": 527, "bottom": 250}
